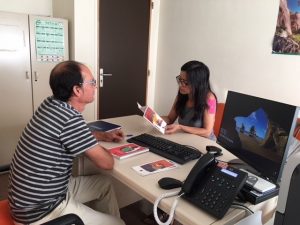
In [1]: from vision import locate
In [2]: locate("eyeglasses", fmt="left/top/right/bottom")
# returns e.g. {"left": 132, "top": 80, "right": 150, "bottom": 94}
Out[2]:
{"left": 176, "top": 75, "right": 189, "bottom": 86}
{"left": 79, "top": 79, "right": 97, "bottom": 87}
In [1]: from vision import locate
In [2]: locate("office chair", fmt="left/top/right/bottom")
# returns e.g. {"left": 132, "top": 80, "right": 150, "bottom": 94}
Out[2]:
{"left": 214, "top": 103, "right": 225, "bottom": 137}
{"left": 0, "top": 164, "right": 84, "bottom": 225}
{"left": 0, "top": 199, "right": 14, "bottom": 225}
{"left": 0, "top": 199, "right": 84, "bottom": 225}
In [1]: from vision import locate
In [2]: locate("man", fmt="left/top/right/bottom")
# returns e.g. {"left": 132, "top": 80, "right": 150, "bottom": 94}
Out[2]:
{"left": 8, "top": 61, "right": 125, "bottom": 225}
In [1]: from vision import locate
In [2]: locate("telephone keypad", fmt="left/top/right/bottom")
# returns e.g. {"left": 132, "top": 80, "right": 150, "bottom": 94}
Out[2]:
{"left": 182, "top": 166, "right": 247, "bottom": 219}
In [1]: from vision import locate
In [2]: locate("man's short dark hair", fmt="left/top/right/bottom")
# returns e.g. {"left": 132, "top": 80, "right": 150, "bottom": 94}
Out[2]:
{"left": 49, "top": 60, "right": 84, "bottom": 102}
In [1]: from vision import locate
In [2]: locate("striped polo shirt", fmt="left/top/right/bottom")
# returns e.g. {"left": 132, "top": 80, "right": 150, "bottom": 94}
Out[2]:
{"left": 8, "top": 96, "right": 98, "bottom": 224}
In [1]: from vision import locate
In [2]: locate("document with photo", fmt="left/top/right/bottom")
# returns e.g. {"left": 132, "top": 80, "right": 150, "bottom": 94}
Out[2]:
{"left": 132, "top": 159, "right": 179, "bottom": 176}
{"left": 108, "top": 143, "right": 149, "bottom": 160}
{"left": 137, "top": 102, "right": 167, "bottom": 134}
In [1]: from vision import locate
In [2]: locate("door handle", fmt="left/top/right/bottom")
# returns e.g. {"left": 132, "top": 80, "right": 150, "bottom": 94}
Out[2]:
{"left": 34, "top": 71, "right": 38, "bottom": 81}
{"left": 25, "top": 71, "right": 30, "bottom": 79}
{"left": 99, "top": 68, "right": 112, "bottom": 87}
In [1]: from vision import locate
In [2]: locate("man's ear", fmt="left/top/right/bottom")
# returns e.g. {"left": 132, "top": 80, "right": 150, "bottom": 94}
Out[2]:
{"left": 73, "top": 85, "right": 82, "bottom": 97}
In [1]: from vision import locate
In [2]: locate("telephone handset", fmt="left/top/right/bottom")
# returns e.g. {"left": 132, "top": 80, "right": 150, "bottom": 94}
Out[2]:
{"left": 181, "top": 153, "right": 216, "bottom": 194}
{"left": 153, "top": 154, "right": 248, "bottom": 224}
{"left": 181, "top": 153, "right": 248, "bottom": 219}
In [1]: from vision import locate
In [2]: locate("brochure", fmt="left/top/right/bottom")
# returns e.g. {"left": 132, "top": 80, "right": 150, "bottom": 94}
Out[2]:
{"left": 109, "top": 143, "right": 149, "bottom": 160}
{"left": 132, "top": 159, "right": 178, "bottom": 176}
{"left": 87, "top": 120, "right": 121, "bottom": 132}
{"left": 137, "top": 102, "right": 167, "bottom": 134}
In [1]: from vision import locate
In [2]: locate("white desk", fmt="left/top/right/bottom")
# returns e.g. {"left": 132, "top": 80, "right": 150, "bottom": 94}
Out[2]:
{"left": 83, "top": 115, "right": 277, "bottom": 225}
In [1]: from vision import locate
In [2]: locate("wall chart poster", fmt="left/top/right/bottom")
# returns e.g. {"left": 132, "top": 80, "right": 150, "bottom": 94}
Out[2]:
{"left": 273, "top": 0, "right": 300, "bottom": 54}
{"left": 35, "top": 19, "right": 65, "bottom": 62}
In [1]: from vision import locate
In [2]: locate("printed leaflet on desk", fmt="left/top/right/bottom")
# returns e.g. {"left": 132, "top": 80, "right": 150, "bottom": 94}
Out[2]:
{"left": 109, "top": 143, "right": 149, "bottom": 160}
{"left": 137, "top": 102, "right": 167, "bottom": 134}
{"left": 132, "top": 159, "right": 178, "bottom": 176}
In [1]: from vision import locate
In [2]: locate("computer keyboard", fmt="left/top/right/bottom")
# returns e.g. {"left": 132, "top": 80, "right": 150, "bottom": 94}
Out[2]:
{"left": 127, "top": 133, "right": 202, "bottom": 164}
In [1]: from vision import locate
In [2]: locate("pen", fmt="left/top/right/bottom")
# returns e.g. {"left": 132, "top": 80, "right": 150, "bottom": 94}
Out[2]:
{"left": 126, "top": 134, "right": 134, "bottom": 137}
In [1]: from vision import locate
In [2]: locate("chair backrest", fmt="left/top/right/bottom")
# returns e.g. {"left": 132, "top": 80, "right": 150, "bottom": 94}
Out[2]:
{"left": 0, "top": 199, "right": 14, "bottom": 225}
{"left": 214, "top": 103, "right": 225, "bottom": 138}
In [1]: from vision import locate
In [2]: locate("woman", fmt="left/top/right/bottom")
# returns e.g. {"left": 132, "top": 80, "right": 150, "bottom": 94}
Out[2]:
{"left": 163, "top": 60, "right": 217, "bottom": 140}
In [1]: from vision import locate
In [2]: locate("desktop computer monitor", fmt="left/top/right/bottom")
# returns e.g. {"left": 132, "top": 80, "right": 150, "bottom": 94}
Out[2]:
{"left": 217, "top": 91, "right": 300, "bottom": 184}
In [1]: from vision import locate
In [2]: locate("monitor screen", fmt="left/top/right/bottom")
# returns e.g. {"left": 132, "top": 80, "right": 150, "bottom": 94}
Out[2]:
{"left": 217, "top": 91, "right": 299, "bottom": 184}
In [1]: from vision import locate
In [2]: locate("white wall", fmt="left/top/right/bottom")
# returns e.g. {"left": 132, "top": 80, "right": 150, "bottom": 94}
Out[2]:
{"left": 53, "top": 0, "right": 98, "bottom": 121}
{"left": 154, "top": 0, "right": 300, "bottom": 115}
{"left": 3, "top": 0, "right": 299, "bottom": 120}
{"left": 73, "top": 0, "right": 98, "bottom": 121}
{"left": 146, "top": 0, "right": 160, "bottom": 108}
{"left": 0, "top": 0, "right": 52, "bottom": 16}
{"left": 0, "top": 0, "right": 97, "bottom": 122}
{"left": 52, "top": 0, "right": 74, "bottom": 58}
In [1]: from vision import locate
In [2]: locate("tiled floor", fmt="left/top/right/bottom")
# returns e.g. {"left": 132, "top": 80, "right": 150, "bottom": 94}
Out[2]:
{"left": 121, "top": 200, "right": 183, "bottom": 225}
{"left": 121, "top": 200, "right": 154, "bottom": 225}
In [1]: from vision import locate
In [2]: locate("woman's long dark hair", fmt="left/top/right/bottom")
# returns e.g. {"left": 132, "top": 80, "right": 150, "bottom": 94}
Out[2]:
{"left": 175, "top": 60, "right": 215, "bottom": 121}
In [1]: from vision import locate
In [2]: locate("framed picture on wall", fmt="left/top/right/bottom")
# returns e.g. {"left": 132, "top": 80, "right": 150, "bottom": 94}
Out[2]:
{"left": 273, "top": 0, "right": 300, "bottom": 54}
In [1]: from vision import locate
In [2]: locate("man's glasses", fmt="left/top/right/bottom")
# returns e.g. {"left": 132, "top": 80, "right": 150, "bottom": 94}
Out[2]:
{"left": 79, "top": 79, "right": 97, "bottom": 87}
{"left": 176, "top": 75, "right": 189, "bottom": 86}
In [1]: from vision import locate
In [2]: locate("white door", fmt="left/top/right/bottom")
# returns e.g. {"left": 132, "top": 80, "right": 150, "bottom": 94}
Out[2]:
{"left": 0, "top": 12, "right": 33, "bottom": 166}
{"left": 29, "top": 15, "right": 69, "bottom": 110}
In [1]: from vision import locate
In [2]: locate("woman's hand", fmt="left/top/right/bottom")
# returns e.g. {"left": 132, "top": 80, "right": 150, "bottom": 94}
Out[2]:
{"left": 165, "top": 124, "right": 182, "bottom": 134}
{"left": 93, "top": 129, "right": 124, "bottom": 142}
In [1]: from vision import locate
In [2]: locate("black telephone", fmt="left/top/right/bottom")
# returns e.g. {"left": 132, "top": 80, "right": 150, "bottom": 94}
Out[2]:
{"left": 181, "top": 153, "right": 248, "bottom": 219}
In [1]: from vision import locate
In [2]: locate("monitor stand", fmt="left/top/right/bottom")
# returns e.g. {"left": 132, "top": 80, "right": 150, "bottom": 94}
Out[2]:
{"left": 228, "top": 158, "right": 260, "bottom": 176}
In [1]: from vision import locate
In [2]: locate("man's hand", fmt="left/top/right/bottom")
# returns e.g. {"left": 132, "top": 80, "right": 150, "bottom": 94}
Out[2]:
{"left": 92, "top": 129, "right": 124, "bottom": 142}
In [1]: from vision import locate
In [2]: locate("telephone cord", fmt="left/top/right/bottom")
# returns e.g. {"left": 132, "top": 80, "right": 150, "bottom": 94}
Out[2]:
{"left": 153, "top": 190, "right": 183, "bottom": 225}
{"left": 231, "top": 202, "right": 254, "bottom": 215}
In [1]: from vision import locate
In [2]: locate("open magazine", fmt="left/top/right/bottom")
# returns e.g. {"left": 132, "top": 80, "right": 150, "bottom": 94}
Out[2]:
{"left": 137, "top": 102, "right": 167, "bottom": 134}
